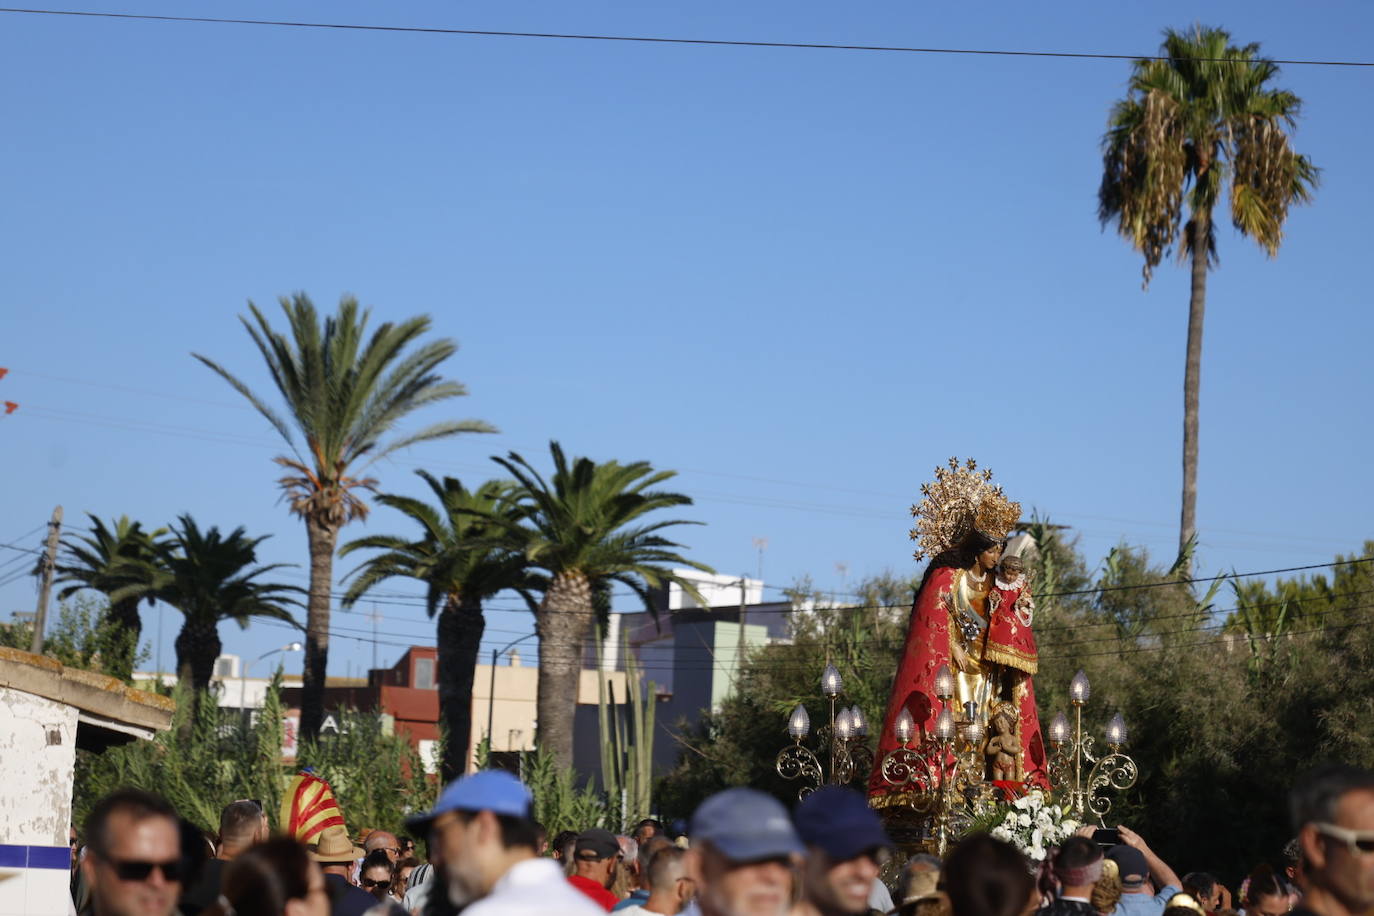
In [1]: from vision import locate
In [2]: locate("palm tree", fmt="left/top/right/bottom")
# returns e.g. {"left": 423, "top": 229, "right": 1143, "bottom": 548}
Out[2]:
{"left": 194, "top": 293, "right": 493, "bottom": 740}
{"left": 492, "top": 441, "right": 712, "bottom": 769}
{"left": 155, "top": 515, "right": 303, "bottom": 698}
{"left": 341, "top": 471, "right": 537, "bottom": 781}
{"left": 55, "top": 515, "right": 168, "bottom": 678}
{"left": 1098, "top": 25, "right": 1317, "bottom": 570}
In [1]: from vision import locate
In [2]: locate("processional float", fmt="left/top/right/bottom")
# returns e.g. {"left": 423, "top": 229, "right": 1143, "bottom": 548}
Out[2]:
{"left": 773, "top": 459, "right": 1138, "bottom": 856}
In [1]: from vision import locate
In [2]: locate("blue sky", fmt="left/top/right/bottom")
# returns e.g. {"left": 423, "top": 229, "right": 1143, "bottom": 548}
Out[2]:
{"left": 2, "top": 0, "right": 1371, "bottom": 680}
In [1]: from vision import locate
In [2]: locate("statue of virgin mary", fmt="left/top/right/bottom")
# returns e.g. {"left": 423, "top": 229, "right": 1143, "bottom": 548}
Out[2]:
{"left": 868, "top": 458, "right": 1049, "bottom": 806}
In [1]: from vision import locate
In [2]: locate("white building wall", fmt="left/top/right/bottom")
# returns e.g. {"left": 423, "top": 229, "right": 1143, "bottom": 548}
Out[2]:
{"left": 0, "top": 685, "right": 79, "bottom": 916}
{"left": 666, "top": 570, "right": 763, "bottom": 610}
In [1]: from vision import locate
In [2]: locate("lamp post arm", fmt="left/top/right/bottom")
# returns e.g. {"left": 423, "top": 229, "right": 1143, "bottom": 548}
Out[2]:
{"left": 487, "top": 632, "right": 538, "bottom": 752}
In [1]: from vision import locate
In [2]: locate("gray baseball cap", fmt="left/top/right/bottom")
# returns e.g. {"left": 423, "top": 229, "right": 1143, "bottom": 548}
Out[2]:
{"left": 690, "top": 788, "right": 804, "bottom": 863}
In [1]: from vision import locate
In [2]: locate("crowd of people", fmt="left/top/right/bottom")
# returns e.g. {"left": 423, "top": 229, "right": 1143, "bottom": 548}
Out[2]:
{"left": 66, "top": 764, "right": 1374, "bottom": 916}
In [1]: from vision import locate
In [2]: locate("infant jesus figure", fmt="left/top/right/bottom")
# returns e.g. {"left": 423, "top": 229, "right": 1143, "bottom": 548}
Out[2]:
{"left": 983, "top": 553, "right": 1038, "bottom": 683}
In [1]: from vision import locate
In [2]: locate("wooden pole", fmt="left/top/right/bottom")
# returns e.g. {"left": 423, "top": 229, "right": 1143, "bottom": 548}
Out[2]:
{"left": 30, "top": 505, "right": 63, "bottom": 654}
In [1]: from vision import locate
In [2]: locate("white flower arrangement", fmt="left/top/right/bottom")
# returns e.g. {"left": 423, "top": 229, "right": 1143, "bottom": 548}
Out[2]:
{"left": 986, "top": 790, "right": 1079, "bottom": 862}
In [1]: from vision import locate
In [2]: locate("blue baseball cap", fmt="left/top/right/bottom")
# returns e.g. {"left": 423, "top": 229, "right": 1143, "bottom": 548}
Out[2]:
{"left": 405, "top": 769, "right": 533, "bottom": 834}
{"left": 793, "top": 786, "right": 892, "bottom": 861}
{"left": 690, "top": 788, "right": 804, "bottom": 863}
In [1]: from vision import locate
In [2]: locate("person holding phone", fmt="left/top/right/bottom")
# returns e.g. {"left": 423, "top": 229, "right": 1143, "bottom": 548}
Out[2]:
{"left": 1105, "top": 826, "right": 1181, "bottom": 916}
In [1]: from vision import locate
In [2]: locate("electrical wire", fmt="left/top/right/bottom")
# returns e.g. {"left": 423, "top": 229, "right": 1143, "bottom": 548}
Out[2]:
{"left": 253, "top": 598, "right": 1374, "bottom": 677}
{"left": 2, "top": 8, "right": 1372, "bottom": 67}
{"left": 246, "top": 584, "right": 1374, "bottom": 676}
{"left": 11, "top": 399, "right": 1361, "bottom": 560}
{"left": 0, "top": 569, "right": 34, "bottom": 589}
{"left": 6, "top": 369, "right": 1360, "bottom": 551}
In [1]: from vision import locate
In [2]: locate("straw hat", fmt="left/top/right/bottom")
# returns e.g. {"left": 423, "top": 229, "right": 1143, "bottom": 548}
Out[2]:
{"left": 308, "top": 825, "right": 366, "bottom": 863}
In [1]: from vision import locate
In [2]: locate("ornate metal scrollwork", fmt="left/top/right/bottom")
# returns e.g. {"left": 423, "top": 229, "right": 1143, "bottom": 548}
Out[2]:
{"left": 775, "top": 740, "right": 824, "bottom": 798}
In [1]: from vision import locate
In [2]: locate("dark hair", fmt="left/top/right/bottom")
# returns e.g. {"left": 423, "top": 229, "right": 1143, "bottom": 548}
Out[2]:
{"left": 84, "top": 788, "right": 179, "bottom": 859}
{"left": 1290, "top": 765, "right": 1374, "bottom": 833}
{"left": 552, "top": 830, "right": 580, "bottom": 860}
{"left": 1244, "top": 865, "right": 1284, "bottom": 906}
{"left": 455, "top": 810, "right": 540, "bottom": 850}
{"left": 918, "top": 532, "right": 1004, "bottom": 593}
{"left": 1182, "top": 873, "right": 1218, "bottom": 900}
{"left": 533, "top": 821, "right": 547, "bottom": 848}
{"left": 635, "top": 818, "right": 664, "bottom": 835}
{"left": 945, "top": 834, "right": 1033, "bottom": 916}
{"left": 219, "top": 800, "right": 263, "bottom": 844}
{"left": 361, "top": 849, "right": 394, "bottom": 874}
{"left": 1055, "top": 837, "right": 1103, "bottom": 872}
{"left": 203, "top": 838, "right": 315, "bottom": 916}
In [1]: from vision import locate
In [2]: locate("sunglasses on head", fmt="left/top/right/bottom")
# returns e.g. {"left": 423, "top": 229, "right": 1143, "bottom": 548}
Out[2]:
{"left": 1315, "top": 823, "right": 1374, "bottom": 854}
{"left": 102, "top": 856, "right": 184, "bottom": 882}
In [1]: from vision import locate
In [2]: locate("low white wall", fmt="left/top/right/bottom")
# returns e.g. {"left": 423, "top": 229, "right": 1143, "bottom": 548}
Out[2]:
{"left": 0, "top": 686, "right": 78, "bottom": 916}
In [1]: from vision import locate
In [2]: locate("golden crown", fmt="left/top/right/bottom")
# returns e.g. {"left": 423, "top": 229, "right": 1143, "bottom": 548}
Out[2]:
{"left": 908, "top": 457, "right": 1021, "bottom": 560}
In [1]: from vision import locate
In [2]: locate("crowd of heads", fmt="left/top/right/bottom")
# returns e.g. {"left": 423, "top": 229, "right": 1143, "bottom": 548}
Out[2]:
{"left": 66, "top": 762, "right": 1374, "bottom": 916}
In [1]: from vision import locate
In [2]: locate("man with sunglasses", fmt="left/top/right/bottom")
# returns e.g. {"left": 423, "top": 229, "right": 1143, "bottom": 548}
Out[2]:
{"left": 793, "top": 786, "right": 893, "bottom": 916}
{"left": 81, "top": 788, "right": 183, "bottom": 916}
{"left": 363, "top": 830, "right": 402, "bottom": 864}
{"left": 1290, "top": 764, "right": 1374, "bottom": 916}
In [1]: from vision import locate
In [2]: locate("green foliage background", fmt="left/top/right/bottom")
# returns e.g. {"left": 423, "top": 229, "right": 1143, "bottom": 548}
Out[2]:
{"left": 70, "top": 672, "right": 438, "bottom": 838}
{"left": 656, "top": 531, "right": 1374, "bottom": 885}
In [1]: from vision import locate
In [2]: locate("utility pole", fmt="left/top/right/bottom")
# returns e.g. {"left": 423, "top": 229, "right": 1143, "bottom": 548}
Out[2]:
{"left": 30, "top": 506, "right": 63, "bottom": 655}
{"left": 736, "top": 575, "right": 748, "bottom": 680}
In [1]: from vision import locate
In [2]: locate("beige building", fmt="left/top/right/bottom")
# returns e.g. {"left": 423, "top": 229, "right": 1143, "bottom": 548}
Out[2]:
{"left": 467, "top": 650, "right": 627, "bottom": 773}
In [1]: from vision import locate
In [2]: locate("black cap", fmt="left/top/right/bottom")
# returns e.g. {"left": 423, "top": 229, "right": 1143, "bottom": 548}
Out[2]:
{"left": 575, "top": 828, "right": 621, "bottom": 861}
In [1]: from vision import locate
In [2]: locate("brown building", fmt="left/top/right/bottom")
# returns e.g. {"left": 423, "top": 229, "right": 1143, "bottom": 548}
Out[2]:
{"left": 281, "top": 645, "right": 626, "bottom": 776}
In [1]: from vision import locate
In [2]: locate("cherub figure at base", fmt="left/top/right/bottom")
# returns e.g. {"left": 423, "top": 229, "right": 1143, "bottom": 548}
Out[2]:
{"left": 984, "top": 703, "right": 1020, "bottom": 782}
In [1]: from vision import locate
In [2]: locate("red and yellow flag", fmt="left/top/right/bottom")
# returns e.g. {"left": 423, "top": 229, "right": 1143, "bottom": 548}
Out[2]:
{"left": 280, "top": 772, "right": 346, "bottom": 845}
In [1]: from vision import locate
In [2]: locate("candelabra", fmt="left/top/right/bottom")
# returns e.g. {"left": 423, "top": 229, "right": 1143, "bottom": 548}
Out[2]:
{"left": 1046, "top": 670, "right": 1138, "bottom": 819}
{"left": 775, "top": 664, "right": 874, "bottom": 799}
{"left": 873, "top": 663, "right": 975, "bottom": 856}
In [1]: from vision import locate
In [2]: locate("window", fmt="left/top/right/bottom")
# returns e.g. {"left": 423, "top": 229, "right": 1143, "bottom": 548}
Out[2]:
{"left": 418, "top": 740, "right": 438, "bottom": 775}
{"left": 214, "top": 656, "right": 237, "bottom": 679}
{"left": 414, "top": 657, "right": 435, "bottom": 690}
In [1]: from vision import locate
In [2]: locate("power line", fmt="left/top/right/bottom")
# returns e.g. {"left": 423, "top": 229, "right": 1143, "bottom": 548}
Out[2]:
{"left": 1036, "top": 555, "right": 1374, "bottom": 600}
{"left": 6, "top": 370, "right": 1360, "bottom": 550}
{"left": 2, "top": 8, "right": 1372, "bottom": 67}
{"left": 11, "top": 396, "right": 1362, "bottom": 559}
{"left": 258, "top": 600, "right": 1374, "bottom": 677}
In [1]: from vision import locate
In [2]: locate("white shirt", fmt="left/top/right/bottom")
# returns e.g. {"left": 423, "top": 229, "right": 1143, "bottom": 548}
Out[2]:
{"left": 463, "top": 856, "right": 606, "bottom": 916}
{"left": 870, "top": 877, "right": 895, "bottom": 912}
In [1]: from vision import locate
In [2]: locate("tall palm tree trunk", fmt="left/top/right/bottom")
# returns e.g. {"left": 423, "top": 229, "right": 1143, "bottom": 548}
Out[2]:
{"left": 103, "top": 598, "right": 143, "bottom": 680}
{"left": 436, "top": 595, "right": 485, "bottom": 782}
{"left": 301, "top": 518, "right": 337, "bottom": 741}
{"left": 174, "top": 614, "right": 224, "bottom": 695}
{"left": 1179, "top": 210, "right": 1210, "bottom": 573}
{"left": 174, "top": 613, "right": 222, "bottom": 739}
{"left": 536, "top": 571, "right": 594, "bottom": 770}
